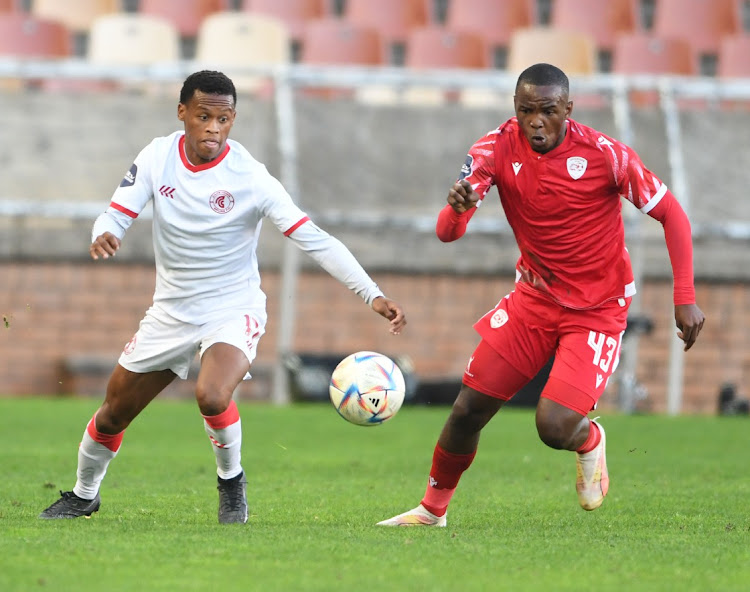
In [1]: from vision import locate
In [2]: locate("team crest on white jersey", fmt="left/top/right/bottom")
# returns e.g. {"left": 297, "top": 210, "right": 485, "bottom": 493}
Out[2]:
{"left": 567, "top": 156, "right": 587, "bottom": 180}
{"left": 210, "top": 190, "right": 235, "bottom": 214}
{"left": 490, "top": 308, "right": 509, "bottom": 329}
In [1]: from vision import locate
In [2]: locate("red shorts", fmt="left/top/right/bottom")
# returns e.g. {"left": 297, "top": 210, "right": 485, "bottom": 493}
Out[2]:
{"left": 462, "top": 286, "right": 630, "bottom": 416}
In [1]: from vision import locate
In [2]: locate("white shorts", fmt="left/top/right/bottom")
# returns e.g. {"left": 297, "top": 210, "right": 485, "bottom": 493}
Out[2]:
{"left": 118, "top": 306, "right": 267, "bottom": 380}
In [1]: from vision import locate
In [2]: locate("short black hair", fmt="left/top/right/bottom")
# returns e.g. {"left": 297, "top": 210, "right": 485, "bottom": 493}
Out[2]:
{"left": 179, "top": 70, "right": 237, "bottom": 106}
{"left": 515, "top": 63, "right": 569, "bottom": 95}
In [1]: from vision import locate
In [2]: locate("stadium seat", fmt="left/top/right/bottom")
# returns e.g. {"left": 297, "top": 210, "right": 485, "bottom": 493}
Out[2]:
{"left": 31, "top": 0, "right": 121, "bottom": 34}
{"left": 0, "top": 13, "right": 72, "bottom": 57}
{"left": 611, "top": 33, "right": 697, "bottom": 107}
{"left": 358, "top": 27, "right": 488, "bottom": 106}
{"left": 87, "top": 14, "right": 180, "bottom": 65}
{"left": 549, "top": 0, "right": 640, "bottom": 52}
{"left": 343, "top": 0, "right": 429, "bottom": 63}
{"left": 240, "top": 0, "right": 327, "bottom": 44}
{"left": 507, "top": 27, "right": 597, "bottom": 75}
{"left": 0, "top": 0, "right": 20, "bottom": 12}
{"left": 299, "top": 18, "right": 382, "bottom": 66}
{"left": 195, "top": 12, "right": 291, "bottom": 95}
{"left": 652, "top": 0, "right": 742, "bottom": 73}
{"left": 611, "top": 33, "right": 696, "bottom": 76}
{"left": 0, "top": 13, "right": 72, "bottom": 90}
{"left": 138, "top": 0, "right": 227, "bottom": 38}
{"left": 444, "top": 0, "right": 537, "bottom": 67}
{"left": 717, "top": 35, "right": 750, "bottom": 79}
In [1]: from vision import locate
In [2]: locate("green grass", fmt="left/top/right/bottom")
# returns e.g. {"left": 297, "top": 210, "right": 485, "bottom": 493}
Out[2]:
{"left": 1, "top": 398, "right": 748, "bottom": 592}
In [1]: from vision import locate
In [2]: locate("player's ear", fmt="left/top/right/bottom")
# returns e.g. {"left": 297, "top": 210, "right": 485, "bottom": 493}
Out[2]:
{"left": 566, "top": 100, "right": 573, "bottom": 118}
{"left": 177, "top": 102, "right": 186, "bottom": 122}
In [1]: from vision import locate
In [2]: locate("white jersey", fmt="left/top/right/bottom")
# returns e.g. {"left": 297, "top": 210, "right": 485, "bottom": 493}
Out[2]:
{"left": 93, "top": 131, "right": 384, "bottom": 324}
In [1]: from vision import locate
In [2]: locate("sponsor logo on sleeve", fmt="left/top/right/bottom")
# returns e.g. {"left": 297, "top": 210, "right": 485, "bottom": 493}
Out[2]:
{"left": 119, "top": 163, "right": 137, "bottom": 187}
{"left": 490, "top": 308, "right": 509, "bottom": 329}
{"left": 459, "top": 154, "right": 474, "bottom": 180}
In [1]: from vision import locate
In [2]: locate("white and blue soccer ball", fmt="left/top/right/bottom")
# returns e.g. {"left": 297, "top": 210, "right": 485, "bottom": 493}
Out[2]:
{"left": 329, "top": 351, "right": 406, "bottom": 426}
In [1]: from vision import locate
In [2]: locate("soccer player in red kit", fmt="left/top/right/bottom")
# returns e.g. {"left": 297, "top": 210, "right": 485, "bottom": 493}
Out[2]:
{"left": 378, "top": 63, "right": 705, "bottom": 526}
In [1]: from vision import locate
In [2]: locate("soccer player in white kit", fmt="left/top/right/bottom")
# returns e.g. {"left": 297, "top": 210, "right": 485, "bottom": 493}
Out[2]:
{"left": 39, "top": 70, "right": 407, "bottom": 524}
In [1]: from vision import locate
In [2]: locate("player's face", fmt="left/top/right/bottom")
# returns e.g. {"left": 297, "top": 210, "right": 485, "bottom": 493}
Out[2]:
{"left": 178, "top": 90, "right": 236, "bottom": 164}
{"left": 514, "top": 83, "right": 573, "bottom": 154}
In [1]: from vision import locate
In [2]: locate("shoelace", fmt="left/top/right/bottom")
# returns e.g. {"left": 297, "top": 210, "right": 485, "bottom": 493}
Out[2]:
{"left": 218, "top": 481, "right": 244, "bottom": 512}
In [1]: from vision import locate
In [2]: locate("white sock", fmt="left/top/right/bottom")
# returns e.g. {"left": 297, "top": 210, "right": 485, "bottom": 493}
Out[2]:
{"left": 73, "top": 430, "right": 119, "bottom": 499}
{"left": 204, "top": 416, "right": 243, "bottom": 480}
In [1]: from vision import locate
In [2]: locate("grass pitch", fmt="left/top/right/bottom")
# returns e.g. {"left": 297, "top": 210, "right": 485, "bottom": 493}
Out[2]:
{"left": 1, "top": 397, "right": 748, "bottom": 592}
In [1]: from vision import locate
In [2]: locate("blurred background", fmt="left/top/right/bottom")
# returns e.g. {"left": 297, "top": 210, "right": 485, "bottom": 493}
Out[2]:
{"left": 1, "top": 0, "right": 749, "bottom": 416}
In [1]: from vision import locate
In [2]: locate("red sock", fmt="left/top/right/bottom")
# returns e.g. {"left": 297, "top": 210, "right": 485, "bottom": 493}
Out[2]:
{"left": 576, "top": 420, "right": 601, "bottom": 454}
{"left": 420, "top": 444, "right": 476, "bottom": 517}
{"left": 87, "top": 413, "right": 124, "bottom": 452}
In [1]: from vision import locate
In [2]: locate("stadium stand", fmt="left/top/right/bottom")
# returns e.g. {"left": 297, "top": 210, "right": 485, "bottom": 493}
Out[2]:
{"left": 651, "top": 0, "right": 743, "bottom": 75}
{"left": 717, "top": 34, "right": 750, "bottom": 78}
{"left": 0, "top": 0, "right": 20, "bottom": 12}
{"left": 506, "top": 27, "right": 597, "bottom": 75}
{"left": 195, "top": 12, "right": 291, "bottom": 95}
{"left": 299, "top": 18, "right": 382, "bottom": 65}
{"left": 138, "top": 0, "right": 227, "bottom": 38}
{"left": 87, "top": 13, "right": 180, "bottom": 65}
{"left": 342, "top": 0, "right": 429, "bottom": 64}
{"left": 358, "top": 26, "right": 488, "bottom": 106}
{"left": 240, "top": 0, "right": 328, "bottom": 47}
{"left": 611, "top": 33, "right": 696, "bottom": 75}
{"left": 549, "top": 0, "right": 640, "bottom": 70}
{"left": 31, "top": 0, "right": 121, "bottom": 34}
{"left": 444, "top": 0, "right": 537, "bottom": 67}
{"left": 0, "top": 13, "right": 72, "bottom": 57}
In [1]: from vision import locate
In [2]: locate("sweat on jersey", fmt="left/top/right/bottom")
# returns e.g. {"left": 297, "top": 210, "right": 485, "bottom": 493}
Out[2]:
{"left": 92, "top": 131, "right": 384, "bottom": 324}
{"left": 437, "top": 117, "right": 696, "bottom": 310}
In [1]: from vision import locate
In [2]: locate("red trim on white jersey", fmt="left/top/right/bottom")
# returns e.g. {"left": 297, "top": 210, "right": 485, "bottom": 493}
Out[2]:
{"left": 178, "top": 135, "right": 231, "bottom": 173}
{"left": 110, "top": 201, "right": 138, "bottom": 219}
{"left": 284, "top": 216, "right": 310, "bottom": 237}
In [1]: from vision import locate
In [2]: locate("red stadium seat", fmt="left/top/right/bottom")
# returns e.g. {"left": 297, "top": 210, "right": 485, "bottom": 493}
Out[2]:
{"left": 445, "top": 0, "right": 536, "bottom": 65}
{"left": 405, "top": 26, "right": 488, "bottom": 70}
{"left": 611, "top": 33, "right": 696, "bottom": 76}
{"left": 611, "top": 33, "right": 697, "bottom": 107}
{"left": 139, "top": 0, "right": 228, "bottom": 38}
{"left": 241, "top": 0, "right": 327, "bottom": 43}
{"left": 0, "top": 14, "right": 71, "bottom": 57}
{"left": 652, "top": 0, "right": 742, "bottom": 67}
{"left": 717, "top": 35, "right": 750, "bottom": 79}
{"left": 343, "top": 0, "right": 428, "bottom": 44}
{"left": 549, "top": 0, "right": 640, "bottom": 52}
{"left": 300, "top": 18, "right": 382, "bottom": 66}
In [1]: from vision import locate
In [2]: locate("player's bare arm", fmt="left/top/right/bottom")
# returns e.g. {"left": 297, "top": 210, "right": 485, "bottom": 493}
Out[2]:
{"left": 674, "top": 303, "right": 705, "bottom": 351}
{"left": 447, "top": 180, "right": 479, "bottom": 214}
{"left": 371, "top": 296, "right": 407, "bottom": 335}
{"left": 90, "top": 232, "right": 121, "bottom": 260}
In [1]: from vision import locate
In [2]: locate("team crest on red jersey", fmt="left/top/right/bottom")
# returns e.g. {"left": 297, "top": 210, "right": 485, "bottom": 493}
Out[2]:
{"left": 210, "top": 190, "right": 235, "bottom": 214}
{"left": 567, "top": 157, "right": 588, "bottom": 180}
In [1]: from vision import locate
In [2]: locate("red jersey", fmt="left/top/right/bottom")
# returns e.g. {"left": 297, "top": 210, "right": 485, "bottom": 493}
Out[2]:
{"left": 449, "top": 117, "right": 672, "bottom": 309}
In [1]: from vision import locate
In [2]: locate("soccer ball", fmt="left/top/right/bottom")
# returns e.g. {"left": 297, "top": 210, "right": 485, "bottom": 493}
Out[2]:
{"left": 329, "top": 351, "right": 406, "bottom": 426}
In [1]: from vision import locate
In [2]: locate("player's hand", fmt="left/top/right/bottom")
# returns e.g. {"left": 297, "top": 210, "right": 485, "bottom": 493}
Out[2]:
{"left": 674, "top": 303, "right": 705, "bottom": 351}
{"left": 371, "top": 297, "right": 406, "bottom": 335}
{"left": 447, "top": 180, "right": 479, "bottom": 214}
{"left": 90, "top": 232, "right": 121, "bottom": 260}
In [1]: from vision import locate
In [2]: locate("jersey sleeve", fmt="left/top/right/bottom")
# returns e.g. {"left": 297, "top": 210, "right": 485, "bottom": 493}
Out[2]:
{"left": 436, "top": 129, "right": 499, "bottom": 242}
{"left": 606, "top": 138, "right": 668, "bottom": 214}
{"left": 91, "top": 141, "right": 156, "bottom": 242}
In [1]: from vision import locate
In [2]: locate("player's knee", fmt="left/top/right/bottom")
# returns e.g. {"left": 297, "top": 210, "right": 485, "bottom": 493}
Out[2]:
{"left": 535, "top": 413, "right": 577, "bottom": 450}
{"left": 195, "top": 383, "right": 234, "bottom": 416}
{"left": 95, "top": 404, "right": 132, "bottom": 434}
{"left": 446, "top": 389, "right": 495, "bottom": 435}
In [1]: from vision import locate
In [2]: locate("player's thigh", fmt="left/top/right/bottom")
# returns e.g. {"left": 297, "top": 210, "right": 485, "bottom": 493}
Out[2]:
{"left": 196, "top": 311, "right": 266, "bottom": 411}
{"left": 545, "top": 299, "right": 629, "bottom": 415}
{"left": 99, "top": 364, "right": 177, "bottom": 431}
